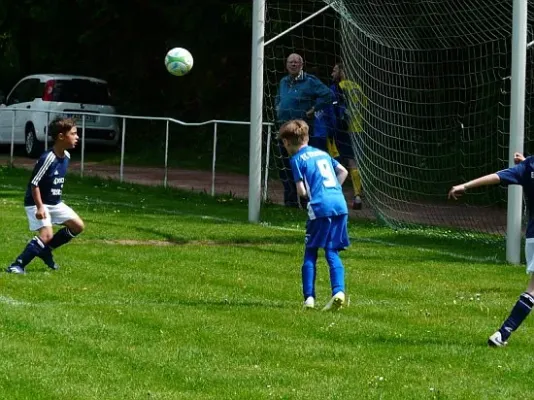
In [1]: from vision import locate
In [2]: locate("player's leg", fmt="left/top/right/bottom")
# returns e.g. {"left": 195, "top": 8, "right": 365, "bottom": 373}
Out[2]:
{"left": 301, "top": 219, "right": 326, "bottom": 308}
{"left": 488, "top": 238, "right": 534, "bottom": 347}
{"left": 321, "top": 215, "right": 350, "bottom": 311}
{"left": 334, "top": 130, "right": 362, "bottom": 210}
{"left": 327, "top": 136, "right": 340, "bottom": 159}
{"left": 48, "top": 208, "right": 84, "bottom": 250}
{"left": 302, "top": 247, "right": 318, "bottom": 309}
{"left": 325, "top": 249, "right": 345, "bottom": 297}
{"left": 42, "top": 203, "right": 84, "bottom": 270}
{"left": 7, "top": 206, "right": 54, "bottom": 274}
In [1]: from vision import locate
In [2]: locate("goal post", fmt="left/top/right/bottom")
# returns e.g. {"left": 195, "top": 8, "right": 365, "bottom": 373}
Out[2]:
{"left": 507, "top": 0, "right": 527, "bottom": 264}
{"left": 248, "top": 0, "right": 266, "bottom": 223}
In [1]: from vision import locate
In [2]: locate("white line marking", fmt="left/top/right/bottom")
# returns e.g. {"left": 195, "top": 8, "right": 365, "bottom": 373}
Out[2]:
{"left": 0, "top": 295, "right": 28, "bottom": 306}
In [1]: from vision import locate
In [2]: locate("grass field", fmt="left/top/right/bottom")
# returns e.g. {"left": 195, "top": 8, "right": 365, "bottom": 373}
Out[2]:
{"left": 0, "top": 165, "right": 532, "bottom": 399}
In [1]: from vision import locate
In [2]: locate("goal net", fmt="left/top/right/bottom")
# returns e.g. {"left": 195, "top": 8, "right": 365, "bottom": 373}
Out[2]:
{"left": 263, "top": 0, "right": 534, "bottom": 239}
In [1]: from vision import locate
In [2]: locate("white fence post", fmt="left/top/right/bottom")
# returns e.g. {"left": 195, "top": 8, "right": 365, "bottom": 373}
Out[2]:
{"left": 9, "top": 111, "right": 15, "bottom": 166}
{"left": 211, "top": 122, "right": 218, "bottom": 196}
{"left": 80, "top": 115, "right": 86, "bottom": 178}
{"left": 44, "top": 112, "right": 50, "bottom": 151}
{"left": 120, "top": 117, "right": 126, "bottom": 183}
{"left": 164, "top": 119, "right": 170, "bottom": 188}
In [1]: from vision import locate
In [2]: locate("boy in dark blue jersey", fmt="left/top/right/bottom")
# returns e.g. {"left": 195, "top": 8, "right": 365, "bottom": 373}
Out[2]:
{"left": 278, "top": 119, "right": 349, "bottom": 311}
{"left": 448, "top": 152, "right": 534, "bottom": 347}
{"left": 6, "top": 117, "right": 84, "bottom": 274}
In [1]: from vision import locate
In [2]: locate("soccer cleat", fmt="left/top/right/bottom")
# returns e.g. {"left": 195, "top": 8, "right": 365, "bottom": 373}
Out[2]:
{"left": 488, "top": 331, "right": 508, "bottom": 347}
{"left": 303, "top": 297, "right": 315, "bottom": 309}
{"left": 6, "top": 264, "right": 25, "bottom": 274}
{"left": 352, "top": 196, "right": 362, "bottom": 210}
{"left": 322, "top": 291, "right": 345, "bottom": 312}
{"left": 48, "top": 263, "right": 60, "bottom": 271}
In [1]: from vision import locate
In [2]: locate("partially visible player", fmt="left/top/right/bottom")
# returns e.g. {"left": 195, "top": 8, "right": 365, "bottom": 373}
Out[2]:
{"left": 6, "top": 117, "right": 85, "bottom": 274}
{"left": 448, "top": 151, "right": 532, "bottom": 347}
{"left": 331, "top": 62, "right": 367, "bottom": 210}
{"left": 278, "top": 119, "right": 349, "bottom": 311}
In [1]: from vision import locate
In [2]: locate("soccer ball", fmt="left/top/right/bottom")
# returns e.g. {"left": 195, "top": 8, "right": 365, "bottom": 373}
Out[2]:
{"left": 164, "top": 47, "right": 194, "bottom": 76}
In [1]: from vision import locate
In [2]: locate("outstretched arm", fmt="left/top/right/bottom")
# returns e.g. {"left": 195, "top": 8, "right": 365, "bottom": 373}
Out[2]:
{"left": 448, "top": 174, "right": 501, "bottom": 200}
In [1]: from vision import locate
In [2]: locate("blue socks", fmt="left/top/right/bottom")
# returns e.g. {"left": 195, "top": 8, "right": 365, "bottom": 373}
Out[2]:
{"left": 13, "top": 228, "right": 78, "bottom": 269}
{"left": 499, "top": 292, "right": 534, "bottom": 341}
{"left": 48, "top": 227, "right": 77, "bottom": 250}
{"left": 301, "top": 248, "right": 346, "bottom": 299}
{"left": 37, "top": 246, "right": 55, "bottom": 269}
{"left": 302, "top": 248, "right": 318, "bottom": 299}
{"left": 325, "top": 248, "right": 345, "bottom": 296}
{"left": 13, "top": 237, "right": 45, "bottom": 268}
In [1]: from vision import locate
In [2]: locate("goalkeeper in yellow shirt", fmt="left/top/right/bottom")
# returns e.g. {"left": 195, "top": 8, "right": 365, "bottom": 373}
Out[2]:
{"left": 328, "top": 62, "right": 366, "bottom": 210}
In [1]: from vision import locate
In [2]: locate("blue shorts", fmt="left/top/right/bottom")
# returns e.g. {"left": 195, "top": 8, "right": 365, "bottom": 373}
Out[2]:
{"left": 305, "top": 215, "right": 350, "bottom": 250}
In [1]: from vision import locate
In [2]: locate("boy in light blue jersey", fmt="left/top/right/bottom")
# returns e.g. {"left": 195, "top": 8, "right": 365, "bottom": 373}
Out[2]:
{"left": 6, "top": 117, "right": 85, "bottom": 274}
{"left": 449, "top": 152, "right": 534, "bottom": 347}
{"left": 278, "top": 119, "right": 349, "bottom": 311}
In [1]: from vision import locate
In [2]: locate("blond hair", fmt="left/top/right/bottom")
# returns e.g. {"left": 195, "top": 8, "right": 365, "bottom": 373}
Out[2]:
{"left": 278, "top": 120, "right": 310, "bottom": 146}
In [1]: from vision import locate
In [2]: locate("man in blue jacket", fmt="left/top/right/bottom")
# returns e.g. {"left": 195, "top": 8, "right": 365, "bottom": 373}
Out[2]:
{"left": 275, "top": 53, "right": 334, "bottom": 208}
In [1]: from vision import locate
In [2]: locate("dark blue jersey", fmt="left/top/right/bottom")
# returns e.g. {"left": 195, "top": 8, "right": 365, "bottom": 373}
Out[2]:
{"left": 290, "top": 146, "right": 348, "bottom": 219}
{"left": 24, "top": 150, "right": 71, "bottom": 206}
{"left": 497, "top": 156, "right": 534, "bottom": 238}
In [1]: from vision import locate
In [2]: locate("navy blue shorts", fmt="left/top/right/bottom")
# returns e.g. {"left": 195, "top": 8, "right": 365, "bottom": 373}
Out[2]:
{"left": 334, "top": 131, "right": 362, "bottom": 162}
{"left": 305, "top": 215, "right": 350, "bottom": 250}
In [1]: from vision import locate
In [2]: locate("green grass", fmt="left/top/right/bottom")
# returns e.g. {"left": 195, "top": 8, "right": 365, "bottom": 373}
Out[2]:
{"left": 0, "top": 165, "right": 531, "bottom": 399}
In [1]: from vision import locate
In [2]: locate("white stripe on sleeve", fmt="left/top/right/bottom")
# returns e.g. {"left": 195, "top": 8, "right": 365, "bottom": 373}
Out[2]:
{"left": 31, "top": 152, "right": 56, "bottom": 186}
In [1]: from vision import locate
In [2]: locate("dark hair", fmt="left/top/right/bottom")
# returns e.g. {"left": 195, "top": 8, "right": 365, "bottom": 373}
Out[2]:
{"left": 49, "top": 117, "right": 76, "bottom": 140}
{"left": 277, "top": 119, "right": 309, "bottom": 145}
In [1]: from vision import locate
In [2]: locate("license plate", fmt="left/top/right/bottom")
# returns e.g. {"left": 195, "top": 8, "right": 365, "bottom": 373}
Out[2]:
{"left": 65, "top": 113, "right": 97, "bottom": 123}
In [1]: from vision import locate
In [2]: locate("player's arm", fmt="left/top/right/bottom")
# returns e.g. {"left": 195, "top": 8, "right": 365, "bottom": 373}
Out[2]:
{"left": 335, "top": 163, "right": 348, "bottom": 185}
{"left": 31, "top": 185, "right": 47, "bottom": 220}
{"left": 448, "top": 173, "right": 500, "bottom": 200}
{"left": 307, "top": 76, "right": 334, "bottom": 118}
{"left": 296, "top": 180, "right": 307, "bottom": 198}
{"left": 514, "top": 152, "right": 525, "bottom": 164}
{"left": 449, "top": 153, "right": 529, "bottom": 200}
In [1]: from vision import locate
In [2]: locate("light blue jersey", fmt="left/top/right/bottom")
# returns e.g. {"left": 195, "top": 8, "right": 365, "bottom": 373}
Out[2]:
{"left": 290, "top": 146, "right": 348, "bottom": 220}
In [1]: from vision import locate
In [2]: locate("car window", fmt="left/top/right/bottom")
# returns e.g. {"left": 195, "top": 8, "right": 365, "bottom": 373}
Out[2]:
{"left": 7, "top": 79, "right": 40, "bottom": 105}
{"left": 51, "top": 79, "right": 112, "bottom": 105}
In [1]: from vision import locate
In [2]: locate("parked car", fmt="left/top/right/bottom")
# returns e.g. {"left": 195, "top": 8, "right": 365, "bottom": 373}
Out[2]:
{"left": 0, "top": 74, "right": 121, "bottom": 157}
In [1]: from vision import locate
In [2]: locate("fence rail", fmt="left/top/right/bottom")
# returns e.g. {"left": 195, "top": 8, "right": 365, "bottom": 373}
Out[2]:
{"left": 1, "top": 108, "right": 274, "bottom": 198}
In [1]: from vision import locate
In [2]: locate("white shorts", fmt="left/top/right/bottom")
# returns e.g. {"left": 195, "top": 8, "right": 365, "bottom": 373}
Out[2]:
{"left": 525, "top": 238, "right": 534, "bottom": 274}
{"left": 25, "top": 202, "right": 79, "bottom": 231}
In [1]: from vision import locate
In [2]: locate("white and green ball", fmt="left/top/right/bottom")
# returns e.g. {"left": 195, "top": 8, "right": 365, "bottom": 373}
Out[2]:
{"left": 164, "top": 47, "right": 194, "bottom": 76}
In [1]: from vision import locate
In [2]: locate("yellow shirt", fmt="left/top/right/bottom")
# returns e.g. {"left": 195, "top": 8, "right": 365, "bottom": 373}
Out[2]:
{"left": 339, "top": 79, "right": 367, "bottom": 134}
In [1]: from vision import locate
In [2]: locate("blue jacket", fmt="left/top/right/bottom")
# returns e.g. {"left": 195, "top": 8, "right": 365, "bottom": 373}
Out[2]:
{"left": 314, "top": 103, "right": 337, "bottom": 138}
{"left": 275, "top": 72, "right": 334, "bottom": 128}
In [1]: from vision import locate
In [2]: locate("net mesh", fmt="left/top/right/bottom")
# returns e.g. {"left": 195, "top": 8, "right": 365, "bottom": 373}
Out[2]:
{"left": 264, "top": 0, "right": 534, "bottom": 239}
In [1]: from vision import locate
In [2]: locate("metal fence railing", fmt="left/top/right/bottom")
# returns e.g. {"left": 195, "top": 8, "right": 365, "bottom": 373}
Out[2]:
{"left": 1, "top": 108, "right": 274, "bottom": 199}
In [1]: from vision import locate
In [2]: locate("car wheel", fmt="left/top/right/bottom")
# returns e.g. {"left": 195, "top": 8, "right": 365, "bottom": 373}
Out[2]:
{"left": 25, "top": 125, "right": 43, "bottom": 158}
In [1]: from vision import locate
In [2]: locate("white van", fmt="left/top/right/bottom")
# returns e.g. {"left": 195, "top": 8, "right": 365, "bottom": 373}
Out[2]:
{"left": 0, "top": 74, "right": 121, "bottom": 157}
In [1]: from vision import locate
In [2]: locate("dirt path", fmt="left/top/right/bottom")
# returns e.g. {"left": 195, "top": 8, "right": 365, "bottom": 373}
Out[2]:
{"left": 1, "top": 155, "right": 507, "bottom": 234}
